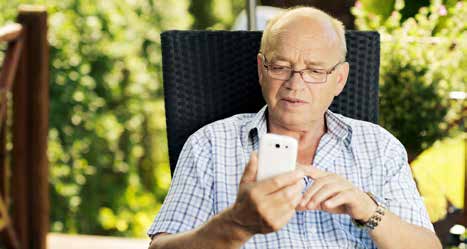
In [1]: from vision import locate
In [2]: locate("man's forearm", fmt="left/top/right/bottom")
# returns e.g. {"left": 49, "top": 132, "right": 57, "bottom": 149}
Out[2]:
{"left": 369, "top": 210, "right": 441, "bottom": 249}
{"left": 149, "top": 207, "right": 252, "bottom": 249}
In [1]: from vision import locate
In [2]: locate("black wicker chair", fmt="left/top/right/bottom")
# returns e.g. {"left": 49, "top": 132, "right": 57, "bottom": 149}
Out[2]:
{"left": 161, "top": 30, "right": 380, "bottom": 175}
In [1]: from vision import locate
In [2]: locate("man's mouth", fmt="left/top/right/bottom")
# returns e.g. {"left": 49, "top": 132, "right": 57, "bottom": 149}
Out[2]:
{"left": 281, "top": 97, "right": 308, "bottom": 104}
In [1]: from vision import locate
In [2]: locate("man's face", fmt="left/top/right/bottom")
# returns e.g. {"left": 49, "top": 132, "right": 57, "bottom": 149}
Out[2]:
{"left": 258, "top": 17, "right": 349, "bottom": 130}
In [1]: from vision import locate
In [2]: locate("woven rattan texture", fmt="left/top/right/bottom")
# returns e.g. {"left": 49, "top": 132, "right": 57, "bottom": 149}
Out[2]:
{"left": 161, "top": 30, "right": 380, "bottom": 174}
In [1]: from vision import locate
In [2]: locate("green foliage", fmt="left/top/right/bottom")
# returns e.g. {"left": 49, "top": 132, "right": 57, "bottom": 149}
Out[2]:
{"left": 357, "top": 0, "right": 432, "bottom": 23}
{"left": 356, "top": 0, "right": 396, "bottom": 20}
{"left": 189, "top": 0, "right": 216, "bottom": 29}
{"left": 352, "top": 0, "right": 466, "bottom": 160}
{"left": 189, "top": 0, "right": 245, "bottom": 29}
{"left": 412, "top": 134, "right": 465, "bottom": 222}
{"left": 1, "top": 0, "right": 191, "bottom": 237}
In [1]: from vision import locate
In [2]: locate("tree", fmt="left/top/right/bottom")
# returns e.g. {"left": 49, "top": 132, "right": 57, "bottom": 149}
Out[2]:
{"left": 1, "top": 0, "right": 191, "bottom": 237}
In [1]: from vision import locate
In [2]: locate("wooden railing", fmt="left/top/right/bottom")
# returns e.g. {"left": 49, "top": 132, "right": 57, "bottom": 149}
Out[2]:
{"left": 0, "top": 6, "right": 49, "bottom": 249}
{"left": 0, "top": 21, "right": 24, "bottom": 249}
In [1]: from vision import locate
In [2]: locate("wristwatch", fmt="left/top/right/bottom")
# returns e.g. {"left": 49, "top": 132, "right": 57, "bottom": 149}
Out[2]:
{"left": 352, "top": 192, "right": 385, "bottom": 230}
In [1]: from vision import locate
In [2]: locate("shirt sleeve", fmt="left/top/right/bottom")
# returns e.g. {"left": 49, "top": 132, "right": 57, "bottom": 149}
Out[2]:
{"left": 147, "top": 131, "right": 214, "bottom": 237}
{"left": 380, "top": 132, "right": 434, "bottom": 231}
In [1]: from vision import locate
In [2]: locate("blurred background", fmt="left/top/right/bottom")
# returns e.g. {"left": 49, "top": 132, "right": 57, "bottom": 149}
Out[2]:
{"left": 0, "top": 0, "right": 465, "bottom": 248}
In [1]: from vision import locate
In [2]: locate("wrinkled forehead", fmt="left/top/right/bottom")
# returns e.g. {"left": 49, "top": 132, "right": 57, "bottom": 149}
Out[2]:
{"left": 266, "top": 17, "right": 341, "bottom": 63}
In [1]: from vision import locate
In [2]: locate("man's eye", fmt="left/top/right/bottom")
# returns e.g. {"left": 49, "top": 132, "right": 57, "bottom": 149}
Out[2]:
{"left": 309, "top": 69, "right": 325, "bottom": 74}
{"left": 271, "top": 65, "right": 288, "bottom": 70}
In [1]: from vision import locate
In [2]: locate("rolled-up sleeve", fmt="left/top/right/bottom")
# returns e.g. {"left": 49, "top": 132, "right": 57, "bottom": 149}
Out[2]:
{"left": 147, "top": 131, "right": 214, "bottom": 237}
{"left": 381, "top": 135, "right": 434, "bottom": 231}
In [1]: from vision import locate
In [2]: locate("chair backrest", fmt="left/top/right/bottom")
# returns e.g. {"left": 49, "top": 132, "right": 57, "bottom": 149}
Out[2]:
{"left": 161, "top": 30, "right": 380, "bottom": 175}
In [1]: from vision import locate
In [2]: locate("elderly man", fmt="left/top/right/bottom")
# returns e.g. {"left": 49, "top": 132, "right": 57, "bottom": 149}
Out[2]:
{"left": 147, "top": 7, "right": 441, "bottom": 249}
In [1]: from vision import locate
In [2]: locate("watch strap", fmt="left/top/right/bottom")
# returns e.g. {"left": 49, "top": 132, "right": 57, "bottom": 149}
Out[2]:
{"left": 352, "top": 192, "right": 385, "bottom": 230}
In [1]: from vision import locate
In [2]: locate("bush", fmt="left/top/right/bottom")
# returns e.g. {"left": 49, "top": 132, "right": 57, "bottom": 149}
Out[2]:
{"left": 352, "top": 0, "right": 466, "bottom": 161}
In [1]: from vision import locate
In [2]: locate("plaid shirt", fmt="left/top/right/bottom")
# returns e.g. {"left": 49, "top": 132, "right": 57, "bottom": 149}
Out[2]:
{"left": 148, "top": 106, "right": 433, "bottom": 249}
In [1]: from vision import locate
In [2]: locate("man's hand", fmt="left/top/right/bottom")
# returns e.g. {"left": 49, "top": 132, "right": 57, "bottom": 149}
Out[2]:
{"left": 297, "top": 166, "right": 377, "bottom": 221}
{"left": 225, "top": 152, "right": 306, "bottom": 236}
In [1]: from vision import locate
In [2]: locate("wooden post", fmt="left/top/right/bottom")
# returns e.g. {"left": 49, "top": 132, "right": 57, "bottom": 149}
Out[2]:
{"left": 12, "top": 6, "right": 49, "bottom": 249}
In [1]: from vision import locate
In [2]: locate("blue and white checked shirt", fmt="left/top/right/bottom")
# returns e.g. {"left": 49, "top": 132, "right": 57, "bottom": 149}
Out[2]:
{"left": 148, "top": 106, "right": 433, "bottom": 248}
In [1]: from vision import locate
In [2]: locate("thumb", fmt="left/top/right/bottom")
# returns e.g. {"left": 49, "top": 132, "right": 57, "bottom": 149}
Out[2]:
{"left": 240, "top": 151, "right": 258, "bottom": 184}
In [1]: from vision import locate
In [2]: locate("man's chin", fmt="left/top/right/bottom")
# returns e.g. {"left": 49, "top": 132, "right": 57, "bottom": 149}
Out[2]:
{"left": 270, "top": 106, "right": 321, "bottom": 123}
{"left": 277, "top": 115, "right": 318, "bottom": 130}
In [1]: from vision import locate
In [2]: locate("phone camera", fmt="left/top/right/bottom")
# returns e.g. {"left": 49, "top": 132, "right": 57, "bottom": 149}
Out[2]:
{"left": 275, "top": 144, "right": 280, "bottom": 148}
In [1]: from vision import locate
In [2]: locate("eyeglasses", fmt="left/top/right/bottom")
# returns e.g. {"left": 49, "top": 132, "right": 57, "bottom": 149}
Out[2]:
{"left": 261, "top": 53, "right": 344, "bottom": 84}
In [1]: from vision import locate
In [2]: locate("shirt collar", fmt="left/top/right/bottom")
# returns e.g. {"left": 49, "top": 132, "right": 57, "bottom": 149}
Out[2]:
{"left": 243, "top": 105, "right": 268, "bottom": 147}
{"left": 325, "top": 109, "right": 353, "bottom": 146}
{"left": 243, "top": 105, "right": 353, "bottom": 147}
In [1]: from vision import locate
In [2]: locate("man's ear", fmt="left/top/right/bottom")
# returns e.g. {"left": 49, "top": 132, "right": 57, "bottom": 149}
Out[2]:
{"left": 334, "top": 62, "right": 349, "bottom": 96}
{"left": 257, "top": 53, "right": 264, "bottom": 86}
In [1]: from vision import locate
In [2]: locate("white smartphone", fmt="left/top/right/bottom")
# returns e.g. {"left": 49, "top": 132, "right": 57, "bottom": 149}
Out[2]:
{"left": 256, "top": 133, "right": 298, "bottom": 181}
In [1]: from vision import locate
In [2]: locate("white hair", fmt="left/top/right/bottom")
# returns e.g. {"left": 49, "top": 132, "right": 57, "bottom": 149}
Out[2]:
{"left": 260, "top": 6, "right": 347, "bottom": 62}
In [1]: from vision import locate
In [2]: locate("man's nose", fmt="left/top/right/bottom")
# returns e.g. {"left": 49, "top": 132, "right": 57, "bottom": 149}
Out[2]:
{"left": 284, "top": 71, "right": 306, "bottom": 90}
